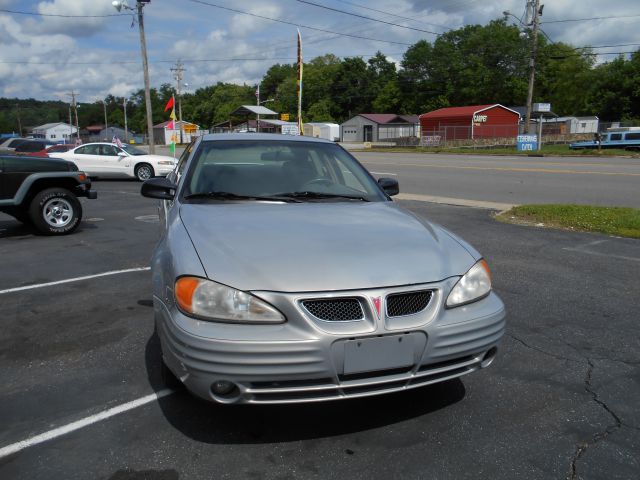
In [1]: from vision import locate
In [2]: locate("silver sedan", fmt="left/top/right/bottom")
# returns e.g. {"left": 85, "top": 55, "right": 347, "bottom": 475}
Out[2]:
{"left": 142, "top": 133, "right": 505, "bottom": 404}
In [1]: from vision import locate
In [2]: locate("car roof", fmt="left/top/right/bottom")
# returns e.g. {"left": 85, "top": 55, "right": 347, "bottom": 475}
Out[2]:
{"left": 200, "top": 133, "right": 334, "bottom": 144}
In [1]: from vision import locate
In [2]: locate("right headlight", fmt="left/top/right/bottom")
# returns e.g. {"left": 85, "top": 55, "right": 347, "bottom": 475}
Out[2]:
{"left": 446, "top": 259, "right": 492, "bottom": 308}
{"left": 175, "top": 276, "right": 285, "bottom": 324}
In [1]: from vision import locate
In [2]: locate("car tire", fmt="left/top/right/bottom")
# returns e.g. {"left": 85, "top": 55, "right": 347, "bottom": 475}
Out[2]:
{"left": 135, "top": 163, "right": 154, "bottom": 181}
{"left": 28, "top": 188, "right": 82, "bottom": 235}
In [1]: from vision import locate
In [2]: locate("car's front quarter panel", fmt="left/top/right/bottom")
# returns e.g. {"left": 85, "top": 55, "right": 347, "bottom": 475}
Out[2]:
{"left": 151, "top": 203, "right": 206, "bottom": 316}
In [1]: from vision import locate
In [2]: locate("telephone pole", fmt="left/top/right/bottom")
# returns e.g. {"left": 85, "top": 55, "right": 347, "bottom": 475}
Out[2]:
{"left": 67, "top": 91, "right": 80, "bottom": 144}
{"left": 170, "top": 60, "right": 185, "bottom": 143}
{"left": 524, "top": 0, "right": 541, "bottom": 134}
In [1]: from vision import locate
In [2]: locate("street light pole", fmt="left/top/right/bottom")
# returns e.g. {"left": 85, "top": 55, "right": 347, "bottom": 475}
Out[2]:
{"left": 113, "top": 1, "right": 155, "bottom": 153}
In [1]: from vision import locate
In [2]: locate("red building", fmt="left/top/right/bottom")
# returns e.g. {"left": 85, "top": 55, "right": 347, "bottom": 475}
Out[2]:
{"left": 420, "top": 104, "right": 520, "bottom": 140}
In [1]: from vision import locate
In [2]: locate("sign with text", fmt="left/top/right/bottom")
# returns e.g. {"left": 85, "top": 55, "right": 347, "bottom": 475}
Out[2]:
{"left": 280, "top": 113, "right": 290, "bottom": 121}
{"left": 281, "top": 124, "right": 299, "bottom": 136}
{"left": 533, "top": 103, "right": 551, "bottom": 113}
{"left": 517, "top": 134, "right": 538, "bottom": 151}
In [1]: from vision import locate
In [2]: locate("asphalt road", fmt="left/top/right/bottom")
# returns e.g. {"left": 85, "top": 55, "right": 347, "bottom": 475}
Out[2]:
{"left": 352, "top": 152, "right": 640, "bottom": 208}
{"left": 1, "top": 180, "right": 638, "bottom": 479}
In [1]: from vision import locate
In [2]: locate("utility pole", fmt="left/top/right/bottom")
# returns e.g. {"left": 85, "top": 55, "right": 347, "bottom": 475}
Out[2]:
{"left": 123, "top": 97, "right": 128, "bottom": 143}
{"left": 103, "top": 99, "right": 108, "bottom": 140}
{"left": 137, "top": 2, "right": 155, "bottom": 153}
{"left": 524, "top": 0, "right": 541, "bottom": 134}
{"left": 15, "top": 104, "right": 22, "bottom": 137}
{"left": 67, "top": 91, "right": 80, "bottom": 144}
{"left": 170, "top": 60, "right": 185, "bottom": 143}
{"left": 112, "top": 0, "right": 155, "bottom": 153}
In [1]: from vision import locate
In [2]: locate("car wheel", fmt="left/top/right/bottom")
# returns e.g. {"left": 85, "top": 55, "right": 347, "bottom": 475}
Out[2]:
{"left": 28, "top": 188, "right": 82, "bottom": 235}
{"left": 135, "top": 163, "right": 154, "bottom": 181}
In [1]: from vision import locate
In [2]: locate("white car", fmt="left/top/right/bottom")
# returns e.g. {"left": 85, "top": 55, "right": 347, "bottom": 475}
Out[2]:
{"left": 54, "top": 143, "right": 176, "bottom": 181}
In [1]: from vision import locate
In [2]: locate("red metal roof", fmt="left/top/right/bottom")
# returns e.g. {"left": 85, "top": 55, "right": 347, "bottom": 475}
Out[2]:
{"left": 420, "top": 105, "right": 515, "bottom": 119}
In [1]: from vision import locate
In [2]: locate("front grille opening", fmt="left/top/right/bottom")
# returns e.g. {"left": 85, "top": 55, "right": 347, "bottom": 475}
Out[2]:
{"left": 250, "top": 378, "right": 333, "bottom": 389}
{"left": 339, "top": 366, "right": 413, "bottom": 382}
{"left": 417, "top": 355, "right": 476, "bottom": 373}
{"left": 344, "top": 380, "right": 408, "bottom": 395}
{"left": 302, "top": 298, "right": 364, "bottom": 321}
{"left": 253, "top": 389, "right": 337, "bottom": 402}
{"left": 386, "top": 290, "right": 433, "bottom": 317}
{"left": 410, "top": 366, "right": 472, "bottom": 385}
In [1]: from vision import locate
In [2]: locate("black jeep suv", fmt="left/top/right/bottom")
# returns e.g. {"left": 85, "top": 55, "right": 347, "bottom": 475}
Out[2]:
{"left": 0, "top": 155, "right": 97, "bottom": 235}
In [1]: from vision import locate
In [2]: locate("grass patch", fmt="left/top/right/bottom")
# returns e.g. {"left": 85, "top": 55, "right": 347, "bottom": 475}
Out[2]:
{"left": 497, "top": 204, "right": 640, "bottom": 239}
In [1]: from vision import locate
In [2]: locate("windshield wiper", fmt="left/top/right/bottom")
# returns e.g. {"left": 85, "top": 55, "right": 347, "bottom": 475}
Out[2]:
{"left": 184, "top": 191, "right": 302, "bottom": 202}
{"left": 274, "top": 191, "right": 370, "bottom": 202}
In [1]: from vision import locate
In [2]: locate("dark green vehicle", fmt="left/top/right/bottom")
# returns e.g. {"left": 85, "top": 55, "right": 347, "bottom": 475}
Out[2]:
{"left": 0, "top": 155, "right": 97, "bottom": 235}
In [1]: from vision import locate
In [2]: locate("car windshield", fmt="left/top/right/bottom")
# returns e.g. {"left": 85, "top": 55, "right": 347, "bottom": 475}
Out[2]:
{"left": 119, "top": 144, "right": 147, "bottom": 156}
{"left": 183, "top": 139, "right": 386, "bottom": 202}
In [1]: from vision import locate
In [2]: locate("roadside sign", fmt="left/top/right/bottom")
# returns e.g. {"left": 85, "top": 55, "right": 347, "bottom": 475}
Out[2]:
{"left": 281, "top": 124, "right": 299, "bottom": 135}
{"left": 280, "top": 113, "right": 290, "bottom": 121}
{"left": 533, "top": 103, "right": 551, "bottom": 113}
{"left": 517, "top": 134, "right": 538, "bottom": 151}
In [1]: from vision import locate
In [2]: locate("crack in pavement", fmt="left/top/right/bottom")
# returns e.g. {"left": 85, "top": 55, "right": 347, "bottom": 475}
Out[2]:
{"left": 569, "top": 358, "right": 623, "bottom": 480}
{"left": 506, "top": 333, "right": 629, "bottom": 479}
{"left": 506, "top": 332, "right": 580, "bottom": 364}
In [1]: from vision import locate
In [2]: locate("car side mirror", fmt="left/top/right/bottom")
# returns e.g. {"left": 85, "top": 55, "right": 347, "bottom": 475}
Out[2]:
{"left": 141, "top": 176, "right": 176, "bottom": 200}
{"left": 377, "top": 177, "right": 399, "bottom": 196}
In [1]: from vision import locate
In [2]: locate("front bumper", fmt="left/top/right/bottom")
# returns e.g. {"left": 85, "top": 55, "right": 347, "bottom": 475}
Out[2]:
{"left": 155, "top": 281, "right": 506, "bottom": 404}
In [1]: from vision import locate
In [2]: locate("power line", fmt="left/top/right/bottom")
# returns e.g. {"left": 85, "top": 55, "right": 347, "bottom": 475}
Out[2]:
{"left": 0, "top": 52, "right": 405, "bottom": 66}
{"left": 0, "top": 8, "right": 125, "bottom": 18}
{"left": 543, "top": 13, "right": 640, "bottom": 24}
{"left": 186, "top": 0, "right": 412, "bottom": 46}
{"left": 295, "top": 0, "right": 440, "bottom": 35}
{"left": 335, "top": 0, "right": 450, "bottom": 30}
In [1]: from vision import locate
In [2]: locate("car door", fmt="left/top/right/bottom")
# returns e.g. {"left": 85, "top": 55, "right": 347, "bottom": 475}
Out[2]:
{"left": 68, "top": 144, "right": 101, "bottom": 174}
{"left": 99, "top": 144, "right": 129, "bottom": 177}
{"left": 0, "top": 156, "right": 33, "bottom": 200}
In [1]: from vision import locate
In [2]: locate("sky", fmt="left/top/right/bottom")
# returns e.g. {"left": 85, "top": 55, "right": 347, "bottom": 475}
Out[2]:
{"left": 0, "top": 0, "right": 638, "bottom": 102}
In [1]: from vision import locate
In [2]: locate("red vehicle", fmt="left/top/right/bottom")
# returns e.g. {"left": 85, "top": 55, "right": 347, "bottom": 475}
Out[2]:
{"left": 26, "top": 144, "right": 75, "bottom": 157}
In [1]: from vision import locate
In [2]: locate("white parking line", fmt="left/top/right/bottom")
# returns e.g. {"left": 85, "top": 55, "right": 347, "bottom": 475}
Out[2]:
{"left": 0, "top": 267, "right": 151, "bottom": 295}
{"left": 563, "top": 240, "right": 640, "bottom": 263}
{"left": 0, "top": 389, "right": 174, "bottom": 459}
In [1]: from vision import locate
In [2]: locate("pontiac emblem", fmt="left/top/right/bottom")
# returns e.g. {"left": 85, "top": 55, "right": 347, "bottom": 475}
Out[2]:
{"left": 372, "top": 296, "right": 382, "bottom": 318}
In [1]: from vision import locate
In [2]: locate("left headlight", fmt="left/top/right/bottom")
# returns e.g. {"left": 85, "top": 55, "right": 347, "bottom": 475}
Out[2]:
{"left": 175, "top": 276, "right": 286, "bottom": 324}
{"left": 446, "top": 259, "right": 492, "bottom": 308}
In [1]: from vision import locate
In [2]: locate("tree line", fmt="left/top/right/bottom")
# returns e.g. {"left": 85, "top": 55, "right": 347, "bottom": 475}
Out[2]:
{"left": 1, "top": 19, "right": 639, "bottom": 135}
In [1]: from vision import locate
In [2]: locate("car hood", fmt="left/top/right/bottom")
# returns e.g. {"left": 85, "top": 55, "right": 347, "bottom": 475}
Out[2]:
{"left": 179, "top": 201, "right": 478, "bottom": 292}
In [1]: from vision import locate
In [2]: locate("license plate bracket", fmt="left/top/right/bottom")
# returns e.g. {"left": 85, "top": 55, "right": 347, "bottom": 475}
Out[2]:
{"left": 343, "top": 335, "right": 414, "bottom": 375}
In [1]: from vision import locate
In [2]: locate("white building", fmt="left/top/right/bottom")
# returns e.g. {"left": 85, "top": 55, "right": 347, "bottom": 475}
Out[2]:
{"left": 153, "top": 120, "right": 205, "bottom": 145}
{"left": 32, "top": 122, "right": 77, "bottom": 142}
{"left": 303, "top": 123, "right": 340, "bottom": 141}
{"left": 543, "top": 116, "right": 599, "bottom": 134}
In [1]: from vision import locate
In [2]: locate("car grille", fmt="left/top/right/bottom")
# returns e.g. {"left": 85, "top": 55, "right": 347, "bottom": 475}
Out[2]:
{"left": 301, "top": 298, "right": 364, "bottom": 321}
{"left": 386, "top": 290, "right": 433, "bottom": 317}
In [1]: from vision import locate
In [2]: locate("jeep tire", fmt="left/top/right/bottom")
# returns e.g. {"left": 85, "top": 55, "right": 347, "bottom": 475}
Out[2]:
{"left": 29, "top": 188, "right": 82, "bottom": 235}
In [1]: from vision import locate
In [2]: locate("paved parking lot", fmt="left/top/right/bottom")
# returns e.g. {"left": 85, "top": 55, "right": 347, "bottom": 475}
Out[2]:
{"left": 1, "top": 179, "right": 639, "bottom": 479}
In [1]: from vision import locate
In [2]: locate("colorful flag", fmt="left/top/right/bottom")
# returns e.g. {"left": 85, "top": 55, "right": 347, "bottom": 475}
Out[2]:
{"left": 296, "top": 29, "right": 303, "bottom": 135}
{"left": 169, "top": 109, "right": 176, "bottom": 120}
{"left": 112, "top": 136, "right": 123, "bottom": 148}
{"left": 164, "top": 97, "right": 175, "bottom": 112}
{"left": 167, "top": 120, "right": 175, "bottom": 129}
